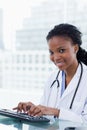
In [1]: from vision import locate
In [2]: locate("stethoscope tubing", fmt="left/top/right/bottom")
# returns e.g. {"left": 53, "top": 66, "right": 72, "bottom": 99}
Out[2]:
{"left": 69, "top": 62, "right": 83, "bottom": 109}
{"left": 50, "top": 70, "right": 60, "bottom": 88}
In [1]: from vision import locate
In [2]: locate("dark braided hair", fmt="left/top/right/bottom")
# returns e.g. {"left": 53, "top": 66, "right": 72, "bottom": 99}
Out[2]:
{"left": 46, "top": 23, "right": 87, "bottom": 65}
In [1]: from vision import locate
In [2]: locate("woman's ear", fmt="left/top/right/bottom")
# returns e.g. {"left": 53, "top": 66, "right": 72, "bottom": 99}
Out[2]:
{"left": 74, "top": 44, "right": 79, "bottom": 53}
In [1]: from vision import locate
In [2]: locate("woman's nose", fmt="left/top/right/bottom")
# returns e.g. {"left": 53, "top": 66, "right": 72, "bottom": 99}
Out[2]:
{"left": 54, "top": 53, "right": 61, "bottom": 60}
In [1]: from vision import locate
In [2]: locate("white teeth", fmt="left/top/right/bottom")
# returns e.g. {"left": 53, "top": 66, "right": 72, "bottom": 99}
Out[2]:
{"left": 55, "top": 62, "right": 63, "bottom": 66}
{"left": 55, "top": 62, "right": 62, "bottom": 64}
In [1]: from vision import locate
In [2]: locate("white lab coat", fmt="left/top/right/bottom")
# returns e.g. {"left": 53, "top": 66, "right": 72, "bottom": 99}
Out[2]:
{"left": 40, "top": 63, "right": 87, "bottom": 123}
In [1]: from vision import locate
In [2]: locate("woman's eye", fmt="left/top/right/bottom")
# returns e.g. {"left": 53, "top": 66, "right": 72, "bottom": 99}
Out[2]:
{"left": 49, "top": 50, "right": 54, "bottom": 55}
{"left": 59, "top": 49, "right": 65, "bottom": 53}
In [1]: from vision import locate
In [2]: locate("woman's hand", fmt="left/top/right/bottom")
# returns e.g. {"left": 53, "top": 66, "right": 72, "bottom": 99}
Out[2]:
{"left": 13, "top": 101, "right": 35, "bottom": 113}
{"left": 28, "top": 105, "right": 60, "bottom": 117}
{"left": 13, "top": 102, "right": 60, "bottom": 117}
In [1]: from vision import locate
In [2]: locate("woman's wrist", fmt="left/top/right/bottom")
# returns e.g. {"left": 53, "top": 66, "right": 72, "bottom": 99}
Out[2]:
{"left": 37, "top": 105, "right": 60, "bottom": 117}
{"left": 54, "top": 109, "right": 60, "bottom": 117}
{"left": 48, "top": 107, "right": 60, "bottom": 117}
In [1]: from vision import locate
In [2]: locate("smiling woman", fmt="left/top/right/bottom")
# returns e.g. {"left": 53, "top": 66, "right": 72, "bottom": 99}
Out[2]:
{"left": 13, "top": 23, "right": 87, "bottom": 123}
{"left": 0, "top": 0, "right": 87, "bottom": 124}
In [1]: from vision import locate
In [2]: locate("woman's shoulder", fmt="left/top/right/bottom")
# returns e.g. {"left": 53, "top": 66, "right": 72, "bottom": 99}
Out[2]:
{"left": 46, "top": 69, "right": 60, "bottom": 84}
{"left": 82, "top": 62, "right": 87, "bottom": 75}
{"left": 49, "top": 68, "right": 60, "bottom": 77}
{"left": 82, "top": 62, "right": 87, "bottom": 70}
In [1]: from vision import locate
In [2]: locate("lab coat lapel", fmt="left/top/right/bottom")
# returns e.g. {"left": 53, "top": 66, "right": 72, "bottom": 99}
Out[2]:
{"left": 59, "top": 64, "right": 81, "bottom": 101}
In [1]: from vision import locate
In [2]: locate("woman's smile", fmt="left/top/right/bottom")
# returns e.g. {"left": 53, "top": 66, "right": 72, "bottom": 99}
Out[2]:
{"left": 48, "top": 36, "right": 78, "bottom": 71}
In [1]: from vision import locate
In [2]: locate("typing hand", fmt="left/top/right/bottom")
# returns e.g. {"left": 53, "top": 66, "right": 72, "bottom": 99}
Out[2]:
{"left": 28, "top": 105, "right": 60, "bottom": 117}
{"left": 13, "top": 101, "right": 34, "bottom": 113}
{"left": 13, "top": 103, "right": 59, "bottom": 117}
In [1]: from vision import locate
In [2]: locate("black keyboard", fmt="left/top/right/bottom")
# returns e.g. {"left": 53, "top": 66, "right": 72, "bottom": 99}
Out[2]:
{"left": 0, "top": 109, "right": 50, "bottom": 123}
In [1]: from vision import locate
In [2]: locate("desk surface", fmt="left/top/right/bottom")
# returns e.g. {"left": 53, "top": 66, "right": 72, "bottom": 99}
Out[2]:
{"left": 0, "top": 115, "right": 87, "bottom": 130}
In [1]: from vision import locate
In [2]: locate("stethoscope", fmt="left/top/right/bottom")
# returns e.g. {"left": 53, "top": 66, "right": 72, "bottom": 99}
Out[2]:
{"left": 48, "top": 62, "right": 83, "bottom": 109}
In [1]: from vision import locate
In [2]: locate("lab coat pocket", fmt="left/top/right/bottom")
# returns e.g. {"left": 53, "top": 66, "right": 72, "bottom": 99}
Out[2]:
{"left": 72, "top": 101, "right": 83, "bottom": 114}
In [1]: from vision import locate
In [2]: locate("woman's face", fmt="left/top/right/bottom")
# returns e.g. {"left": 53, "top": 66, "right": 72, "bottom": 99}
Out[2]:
{"left": 48, "top": 36, "right": 78, "bottom": 71}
